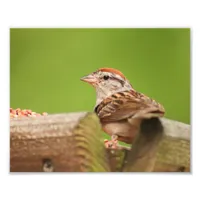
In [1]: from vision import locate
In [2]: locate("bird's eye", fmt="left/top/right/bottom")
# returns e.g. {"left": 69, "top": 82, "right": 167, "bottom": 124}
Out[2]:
{"left": 103, "top": 75, "right": 110, "bottom": 80}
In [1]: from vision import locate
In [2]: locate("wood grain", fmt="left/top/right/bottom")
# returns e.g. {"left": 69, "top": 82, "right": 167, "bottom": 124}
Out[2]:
{"left": 10, "top": 112, "right": 190, "bottom": 172}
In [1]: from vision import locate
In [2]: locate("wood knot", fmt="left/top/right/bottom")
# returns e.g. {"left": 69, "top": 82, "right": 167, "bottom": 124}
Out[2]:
{"left": 42, "top": 158, "right": 54, "bottom": 172}
{"left": 178, "top": 166, "right": 186, "bottom": 172}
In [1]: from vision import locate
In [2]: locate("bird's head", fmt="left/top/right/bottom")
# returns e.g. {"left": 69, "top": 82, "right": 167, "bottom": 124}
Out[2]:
{"left": 81, "top": 68, "right": 133, "bottom": 105}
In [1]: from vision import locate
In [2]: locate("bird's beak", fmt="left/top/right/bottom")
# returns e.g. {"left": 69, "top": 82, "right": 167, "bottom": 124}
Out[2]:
{"left": 80, "top": 74, "right": 98, "bottom": 85}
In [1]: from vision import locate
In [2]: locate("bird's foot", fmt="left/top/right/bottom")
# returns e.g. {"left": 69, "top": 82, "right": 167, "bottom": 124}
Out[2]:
{"left": 104, "top": 138, "right": 119, "bottom": 149}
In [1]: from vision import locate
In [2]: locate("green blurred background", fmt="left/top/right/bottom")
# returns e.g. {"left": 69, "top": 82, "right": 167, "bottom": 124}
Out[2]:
{"left": 10, "top": 28, "right": 190, "bottom": 129}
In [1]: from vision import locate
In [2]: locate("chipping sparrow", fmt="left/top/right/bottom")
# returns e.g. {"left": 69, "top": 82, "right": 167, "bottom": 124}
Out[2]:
{"left": 81, "top": 68, "right": 165, "bottom": 148}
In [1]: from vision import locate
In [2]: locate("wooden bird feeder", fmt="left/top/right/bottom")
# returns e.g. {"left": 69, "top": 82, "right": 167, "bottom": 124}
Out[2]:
{"left": 10, "top": 112, "right": 190, "bottom": 172}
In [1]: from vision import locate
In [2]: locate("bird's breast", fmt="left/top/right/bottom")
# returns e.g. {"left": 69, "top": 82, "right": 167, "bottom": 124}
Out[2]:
{"left": 101, "top": 119, "right": 140, "bottom": 144}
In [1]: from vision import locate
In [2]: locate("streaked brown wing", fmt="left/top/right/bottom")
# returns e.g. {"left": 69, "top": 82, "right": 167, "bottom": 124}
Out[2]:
{"left": 95, "top": 90, "right": 165, "bottom": 122}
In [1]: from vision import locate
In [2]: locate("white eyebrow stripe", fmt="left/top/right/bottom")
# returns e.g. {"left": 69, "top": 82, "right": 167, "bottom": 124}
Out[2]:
{"left": 115, "top": 73, "right": 125, "bottom": 80}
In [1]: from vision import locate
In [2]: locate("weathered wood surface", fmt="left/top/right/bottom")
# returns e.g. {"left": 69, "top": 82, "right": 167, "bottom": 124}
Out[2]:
{"left": 122, "top": 118, "right": 165, "bottom": 172}
{"left": 10, "top": 113, "right": 110, "bottom": 172}
{"left": 10, "top": 112, "right": 190, "bottom": 172}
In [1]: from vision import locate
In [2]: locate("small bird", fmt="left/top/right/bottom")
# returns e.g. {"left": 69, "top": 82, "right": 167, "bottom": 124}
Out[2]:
{"left": 81, "top": 68, "right": 165, "bottom": 148}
